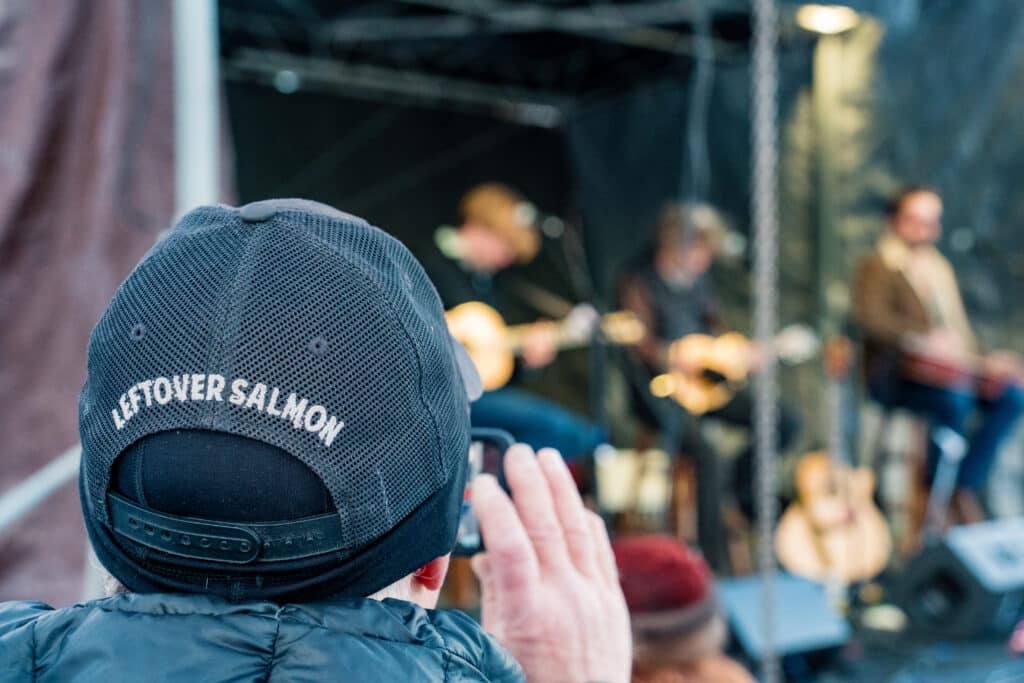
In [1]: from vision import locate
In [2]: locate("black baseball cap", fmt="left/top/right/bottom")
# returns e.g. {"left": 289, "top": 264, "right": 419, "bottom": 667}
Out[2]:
{"left": 79, "top": 199, "right": 482, "bottom": 602}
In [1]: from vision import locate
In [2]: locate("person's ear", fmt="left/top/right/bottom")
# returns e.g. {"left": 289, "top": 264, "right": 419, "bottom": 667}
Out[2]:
{"left": 412, "top": 555, "right": 450, "bottom": 591}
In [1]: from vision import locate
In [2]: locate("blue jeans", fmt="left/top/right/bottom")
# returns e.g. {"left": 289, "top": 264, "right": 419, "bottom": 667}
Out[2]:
{"left": 470, "top": 388, "right": 608, "bottom": 462}
{"left": 872, "top": 380, "right": 1024, "bottom": 493}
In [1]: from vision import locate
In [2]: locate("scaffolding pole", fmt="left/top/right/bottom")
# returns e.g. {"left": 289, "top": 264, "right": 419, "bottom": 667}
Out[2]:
{"left": 174, "top": 0, "right": 221, "bottom": 217}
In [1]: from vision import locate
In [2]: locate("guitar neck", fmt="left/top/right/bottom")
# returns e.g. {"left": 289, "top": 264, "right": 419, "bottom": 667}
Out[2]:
{"left": 826, "top": 376, "right": 845, "bottom": 467}
{"left": 504, "top": 312, "right": 639, "bottom": 354}
{"left": 503, "top": 321, "right": 594, "bottom": 354}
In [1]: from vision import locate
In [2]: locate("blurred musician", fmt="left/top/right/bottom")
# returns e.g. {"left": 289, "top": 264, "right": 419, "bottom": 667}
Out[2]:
{"left": 853, "top": 186, "right": 1024, "bottom": 522}
{"left": 618, "top": 202, "right": 800, "bottom": 546}
{"left": 422, "top": 182, "right": 606, "bottom": 460}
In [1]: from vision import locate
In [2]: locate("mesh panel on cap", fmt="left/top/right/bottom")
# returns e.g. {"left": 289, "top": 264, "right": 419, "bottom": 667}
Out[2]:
{"left": 80, "top": 214, "right": 254, "bottom": 516}
{"left": 80, "top": 205, "right": 470, "bottom": 555}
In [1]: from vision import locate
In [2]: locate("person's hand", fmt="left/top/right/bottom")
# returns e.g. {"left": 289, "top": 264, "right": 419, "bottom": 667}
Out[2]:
{"left": 911, "top": 328, "right": 967, "bottom": 360}
{"left": 521, "top": 322, "right": 559, "bottom": 368}
{"left": 666, "top": 342, "right": 699, "bottom": 375}
{"left": 1009, "top": 616, "right": 1024, "bottom": 656}
{"left": 985, "top": 349, "right": 1023, "bottom": 380}
{"left": 471, "top": 445, "right": 632, "bottom": 683}
{"left": 746, "top": 341, "right": 768, "bottom": 373}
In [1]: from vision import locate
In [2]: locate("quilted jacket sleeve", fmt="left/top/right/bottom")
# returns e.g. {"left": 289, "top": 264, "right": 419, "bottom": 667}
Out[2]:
{"left": 428, "top": 608, "right": 525, "bottom": 683}
{"left": 0, "top": 601, "right": 52, "bottom": 682}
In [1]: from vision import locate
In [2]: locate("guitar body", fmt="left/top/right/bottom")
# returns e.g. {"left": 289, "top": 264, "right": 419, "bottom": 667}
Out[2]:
{"left": 775, "top": 500, "right": 892, "bottom": 584}
{"left": 649, "top": 372, "right": 735, "bottom": 415}
{"left": 445, "top": 302, "right": 515, "bottom": 391}
{"left": 446, "top": 301, "right": 645, "bottom": 392}
{"left": 672, "top": 333, "right": 752, "bottom": 382}
{"left": 775, "top": 452, "right": 892, "bottom": 584}
{"left": 651, "top": 326, "right": 819, "bottom": 415}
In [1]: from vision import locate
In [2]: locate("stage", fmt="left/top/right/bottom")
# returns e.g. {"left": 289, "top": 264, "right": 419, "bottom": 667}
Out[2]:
{"left": 821, "top": 628, "right": 1021, "bottom": 683}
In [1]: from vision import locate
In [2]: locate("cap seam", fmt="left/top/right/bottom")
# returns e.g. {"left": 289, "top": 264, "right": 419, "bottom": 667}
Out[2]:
{"left": 206, "top": 220, "right": 260, "bottom": 429}
{"left": 309, "top": 224, "right": 447, "bottom": 482}
{"left": 273, "top": 207, "right": 370, "bottom": 227}
{"left": 375, "top": 468, "right": 394, "bottom": 527}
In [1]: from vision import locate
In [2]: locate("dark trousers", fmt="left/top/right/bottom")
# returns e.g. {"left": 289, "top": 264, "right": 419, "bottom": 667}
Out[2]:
{"left": 470, "top": 387, "right": 608, "bottom": 462}
{"left": 705, "top": 387, "right": 802, "bottom": 516}
{"left": 637, "top": 385, "right": 800, "bottom": 571}
{"left": 871, "top": 379, "right": 1024, "bottom": 493}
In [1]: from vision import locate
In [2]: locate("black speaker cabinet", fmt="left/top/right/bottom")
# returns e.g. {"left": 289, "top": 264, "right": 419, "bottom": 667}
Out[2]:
{"left": 897, "top": 518, "right": 1024, "bottom": 637}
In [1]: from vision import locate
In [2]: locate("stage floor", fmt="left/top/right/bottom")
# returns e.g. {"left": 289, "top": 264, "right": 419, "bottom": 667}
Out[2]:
{"left": 799, "top": 629, "right": 1022, "bottom": 682}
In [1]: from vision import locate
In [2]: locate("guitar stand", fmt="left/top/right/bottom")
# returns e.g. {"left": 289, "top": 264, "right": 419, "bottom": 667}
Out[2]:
{"left": 921, "top": 425, "right": 968, "bottom": 541}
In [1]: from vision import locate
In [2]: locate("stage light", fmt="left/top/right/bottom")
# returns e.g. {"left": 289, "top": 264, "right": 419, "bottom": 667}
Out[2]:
{"left": 797, "top": 4, "right": 860, "bottom": 34}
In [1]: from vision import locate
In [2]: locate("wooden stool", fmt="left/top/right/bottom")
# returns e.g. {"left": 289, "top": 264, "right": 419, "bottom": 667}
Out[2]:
{"left": 669, "top": 456, "right": 698, "bottom": 543}
{"left": 628, "top": 425, "right": 750, "bottom": 574}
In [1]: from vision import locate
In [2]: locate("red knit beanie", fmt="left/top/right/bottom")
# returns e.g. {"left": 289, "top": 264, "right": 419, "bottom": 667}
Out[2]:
{"left": 612, "top": 534, "right": 713, "bottom": 614}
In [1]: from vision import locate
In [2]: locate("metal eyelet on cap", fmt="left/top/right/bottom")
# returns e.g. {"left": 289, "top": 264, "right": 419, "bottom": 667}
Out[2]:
{"left": 130, "top": 323, "right": 146, "bottom": 341}
{"left": 308, "top": 337, "right": 329, "bottom": 355}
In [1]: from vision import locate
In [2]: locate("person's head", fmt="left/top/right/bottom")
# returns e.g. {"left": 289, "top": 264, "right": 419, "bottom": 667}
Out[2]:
{"left": 79, "top": 199, "right": 483, "bottom": 608}
{"left": 654, "top": 201, "right": 727, "bottom": 281}
{"left": 457, "top": 183, "right": 540, "bottom": 273}
{"left": 612, "top": 535, "right": 725, "bottom": 671}
{"left": 886, "top": 185, "right": 942, "bottom": 248}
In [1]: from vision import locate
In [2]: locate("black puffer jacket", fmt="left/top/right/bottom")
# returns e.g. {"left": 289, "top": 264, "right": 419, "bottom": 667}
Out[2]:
{"left": 0, "top": 593, "right": 524, "bottom": 682}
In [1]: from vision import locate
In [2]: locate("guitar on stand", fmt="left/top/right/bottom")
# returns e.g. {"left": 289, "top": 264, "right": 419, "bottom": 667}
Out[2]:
{"left": 775, "top": 337, "right": 892, "bottom": 586}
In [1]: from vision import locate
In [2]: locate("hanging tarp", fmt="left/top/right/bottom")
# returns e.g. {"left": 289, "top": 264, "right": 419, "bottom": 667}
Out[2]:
{"left": 0, "top": 0, "right": 175, "bottom": 605}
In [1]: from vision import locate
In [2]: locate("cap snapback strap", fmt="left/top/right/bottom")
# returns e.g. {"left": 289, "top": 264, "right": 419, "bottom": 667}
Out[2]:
{"left": 108, "top": 493, "right": 347, "bottom": 564}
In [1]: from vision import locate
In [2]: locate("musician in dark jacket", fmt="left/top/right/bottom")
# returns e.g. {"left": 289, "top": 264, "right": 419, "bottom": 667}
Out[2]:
{"left": 618, "top": 202, "right": 800, "bottom": 570}
{"left": 421, "top": 183, "right": 607, "bottom": 461}
{"left": 853, "top": 186, "right": 1024, "bottom": 521}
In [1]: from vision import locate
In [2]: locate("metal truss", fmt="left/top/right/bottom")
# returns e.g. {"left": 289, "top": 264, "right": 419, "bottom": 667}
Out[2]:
{"left": 223, "top": 48, "right": 570, "bottom": 127}
{"left": 394, "top": 0, "right": 746, "bottom": 57}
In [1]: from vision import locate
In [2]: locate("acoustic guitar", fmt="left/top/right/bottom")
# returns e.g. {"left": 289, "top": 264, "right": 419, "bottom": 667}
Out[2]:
{"left": 775, "top": 337, "right": 892, "bottom": 584}
{"left": 648, "top": 326, "right": 819, "bottom": 415}
{"left": 445, "top": 301, "right": 645, "bottom": 391}
{"left": 774, "top": 452, "right": 892, "bottom": 584}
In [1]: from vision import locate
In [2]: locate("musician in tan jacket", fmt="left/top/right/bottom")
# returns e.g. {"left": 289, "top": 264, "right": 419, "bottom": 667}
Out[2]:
{"left": 852, "top": 186, "right": 1024, "bottom": 521}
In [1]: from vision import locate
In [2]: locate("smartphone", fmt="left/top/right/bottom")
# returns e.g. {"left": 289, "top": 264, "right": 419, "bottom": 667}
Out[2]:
{"left": 452, "top": 428, "right": 514, "bottom": 556}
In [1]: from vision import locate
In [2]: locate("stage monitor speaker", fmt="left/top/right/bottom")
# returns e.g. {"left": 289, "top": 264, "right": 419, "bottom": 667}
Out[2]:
{"left": 897, "top": 517, "right": 1024, "bottom": 637}
{"left": 718, "top": 573, "right": 850, "bottom": 660}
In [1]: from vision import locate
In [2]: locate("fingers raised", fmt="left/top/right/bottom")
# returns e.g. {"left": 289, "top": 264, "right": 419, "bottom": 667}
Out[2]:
{"left": 537, "top": 448, "right": 598, "bottom": 577}
{"left": 503, "top": 444, "right": 572, "bottom": 570}
{"left": 587, "top": 510, "right": 620, "bottom": 592}
{"left": 472, "top": 473, "right": 540, "bottom": 592}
